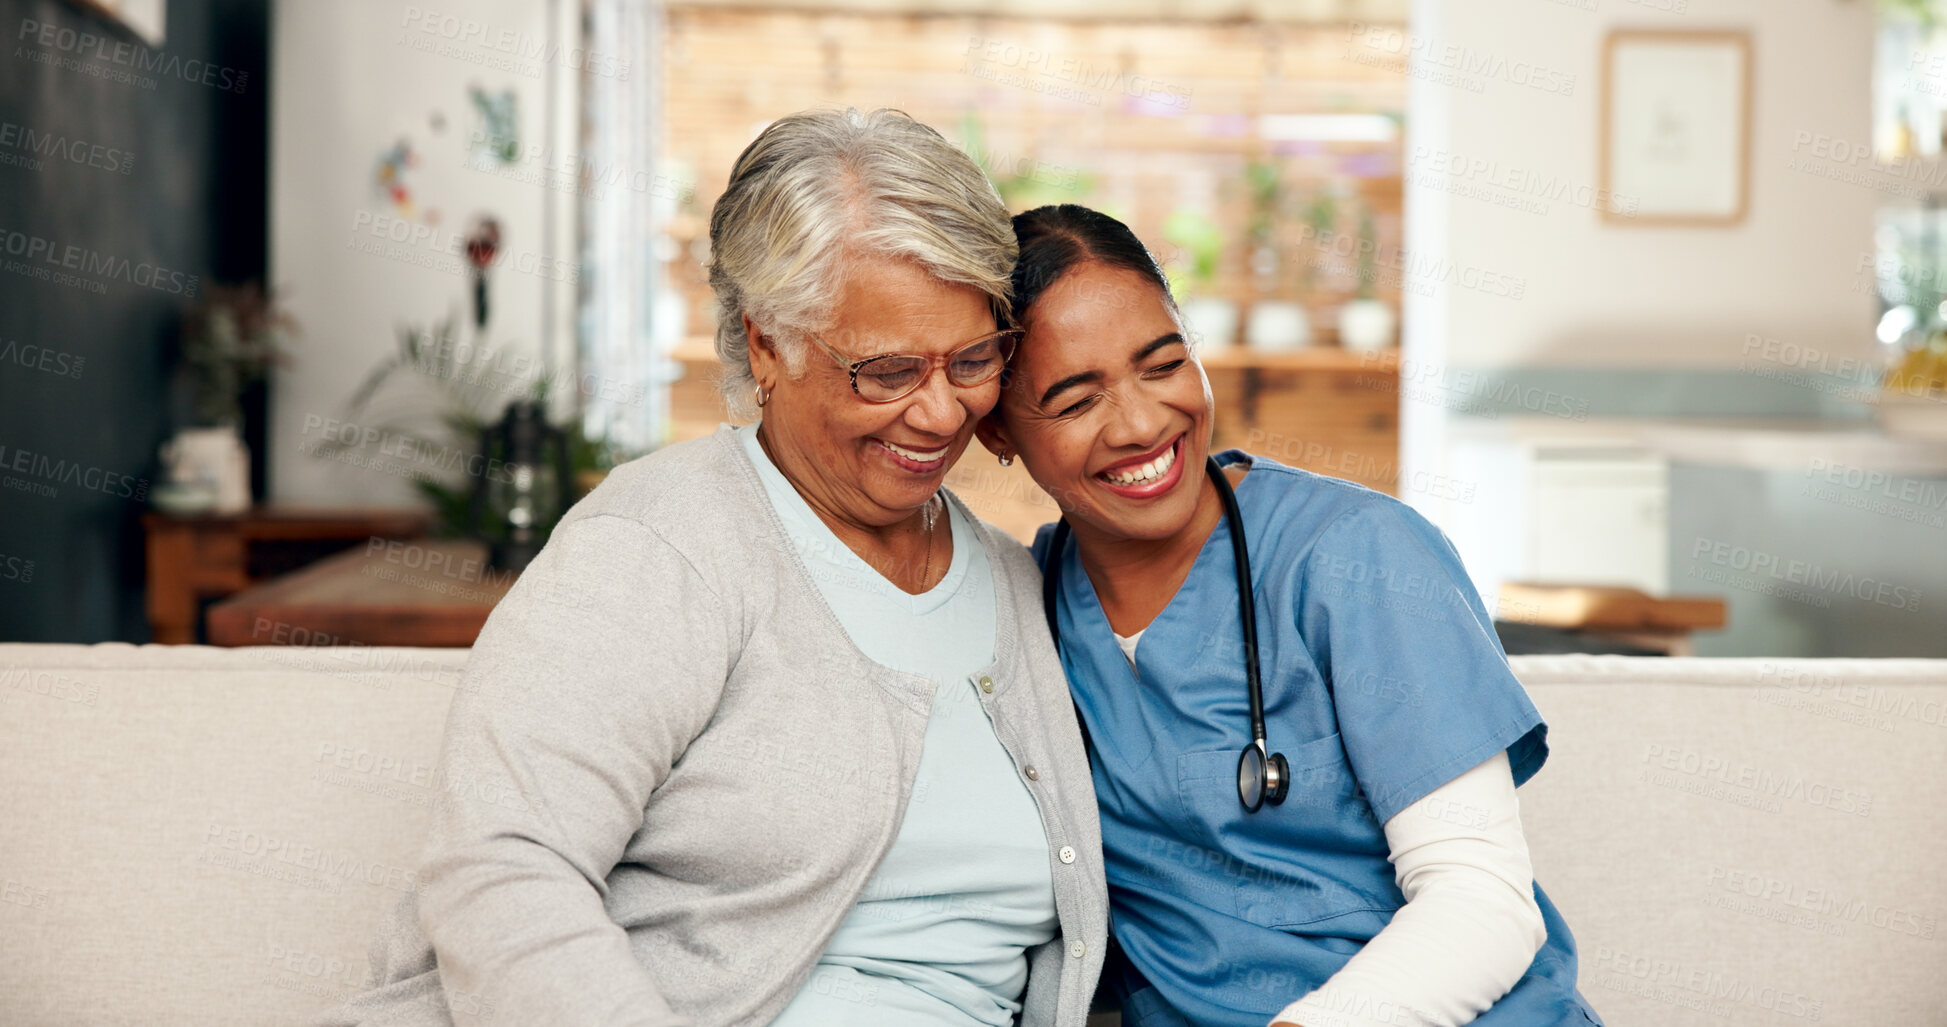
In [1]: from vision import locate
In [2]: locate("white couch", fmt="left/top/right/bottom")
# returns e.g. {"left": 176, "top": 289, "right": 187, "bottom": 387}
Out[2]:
{"left": 2, "top": 644, "right": 1943, "bottom": 1026}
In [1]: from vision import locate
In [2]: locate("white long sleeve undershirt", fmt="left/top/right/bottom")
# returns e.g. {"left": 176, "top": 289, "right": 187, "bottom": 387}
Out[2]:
{"left": 1270, "top": 751, "right": 1547, "bottom": 1027}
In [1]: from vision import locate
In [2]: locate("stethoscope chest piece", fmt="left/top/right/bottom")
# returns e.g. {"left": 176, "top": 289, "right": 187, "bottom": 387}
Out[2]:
{"left": 1237, "top": 740, "right": 1290, "bottom": 813}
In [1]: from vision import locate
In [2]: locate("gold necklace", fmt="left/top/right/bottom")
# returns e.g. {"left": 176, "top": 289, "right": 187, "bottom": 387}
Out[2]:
{"left": 918, "top": 494, "right": 939, "bottom": 589}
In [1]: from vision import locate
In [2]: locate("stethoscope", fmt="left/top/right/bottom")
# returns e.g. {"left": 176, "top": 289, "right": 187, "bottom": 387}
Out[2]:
{"left": 1042, "top": 456, "right": 1289, "bottom": 813}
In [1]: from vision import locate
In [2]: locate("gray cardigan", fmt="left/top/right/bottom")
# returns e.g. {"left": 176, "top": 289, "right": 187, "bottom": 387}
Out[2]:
{"left": 317, "top": 425, "right": 1108, "bottom": 1027}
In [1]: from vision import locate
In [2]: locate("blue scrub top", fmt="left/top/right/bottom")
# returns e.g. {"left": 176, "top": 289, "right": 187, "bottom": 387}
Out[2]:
{"left": 1034, "top": 451, "right": 1603, "bottom": 1027}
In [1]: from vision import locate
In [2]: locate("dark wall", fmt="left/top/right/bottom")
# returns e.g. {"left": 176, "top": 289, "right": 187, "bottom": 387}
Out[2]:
{"left": 0, "top": 0, "right": 267, "bottom": 641}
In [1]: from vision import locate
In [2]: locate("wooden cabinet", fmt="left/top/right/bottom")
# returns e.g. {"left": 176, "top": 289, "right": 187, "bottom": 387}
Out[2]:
{"left": 668, "top": 342, "right": 1399, "bottom": 543}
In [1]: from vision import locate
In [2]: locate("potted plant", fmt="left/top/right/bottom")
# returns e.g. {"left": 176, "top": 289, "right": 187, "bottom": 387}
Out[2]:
{"left": 1337, "top": 204, "right": 1397, "bottom": 352}
{"left": 1242, "top": 159, "right": 1317, "bottom": 351}
{"left": 1164, "top": 208, "right": 1237, "bottom": 351}
{"left": 310, "top": 314, "right": 626, "bottom": 537}
{"left": 162, "top": 284, "right": 295, "bottom": 513}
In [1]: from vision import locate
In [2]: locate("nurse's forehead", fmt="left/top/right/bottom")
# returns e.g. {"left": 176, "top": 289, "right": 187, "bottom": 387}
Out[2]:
{"left": 1033, "top": 262, "right": 1170, "bottom": 322}
{"left": 1025, "top": 272, "right": 1177, "bottom": 363}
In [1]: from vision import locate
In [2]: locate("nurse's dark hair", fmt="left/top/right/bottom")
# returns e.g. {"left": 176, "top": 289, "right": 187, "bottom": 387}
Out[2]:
{"left": 1009, "top": 204, "right": 1177, "bottom": 326}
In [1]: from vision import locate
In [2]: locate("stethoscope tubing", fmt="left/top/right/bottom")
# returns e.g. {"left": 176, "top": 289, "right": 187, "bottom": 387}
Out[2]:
{"left": 1041, "top": 456, "right": 1282, "bottom": 810}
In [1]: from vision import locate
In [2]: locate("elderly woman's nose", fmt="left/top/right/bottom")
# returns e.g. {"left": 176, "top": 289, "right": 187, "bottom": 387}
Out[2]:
{"left": 901, "top": 373, "right": 970, "bottom": 434}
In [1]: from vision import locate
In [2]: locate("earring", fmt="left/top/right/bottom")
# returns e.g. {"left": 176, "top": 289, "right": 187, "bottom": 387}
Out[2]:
{"left": 754, "top": 383, "right": 770, "bottom": 408}
{"left": 998, "top": 452, "right": 1014, "bottom": 466}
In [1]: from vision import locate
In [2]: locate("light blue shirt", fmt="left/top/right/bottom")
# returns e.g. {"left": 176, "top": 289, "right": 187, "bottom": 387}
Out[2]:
{"left": 740, "top": 424, "right": 1058, "bottom": 1026}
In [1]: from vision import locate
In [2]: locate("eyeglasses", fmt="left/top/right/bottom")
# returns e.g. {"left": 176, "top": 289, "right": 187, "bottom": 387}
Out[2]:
{"left": 807, "top": 328, "right": 1022, "bottom": 404}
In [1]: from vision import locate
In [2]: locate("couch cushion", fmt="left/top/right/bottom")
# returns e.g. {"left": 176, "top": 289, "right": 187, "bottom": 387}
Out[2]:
{"left": 0, "top": 643, "right": 466, "bottom": 1026}
{"left": 1510, "top": 655, "right": 1947, "bottom": 1027}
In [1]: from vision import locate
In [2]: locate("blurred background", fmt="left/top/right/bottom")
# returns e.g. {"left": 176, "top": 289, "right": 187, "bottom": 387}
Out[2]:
{"left": 2, "top": 0, "right": 1944, "bottom": 657}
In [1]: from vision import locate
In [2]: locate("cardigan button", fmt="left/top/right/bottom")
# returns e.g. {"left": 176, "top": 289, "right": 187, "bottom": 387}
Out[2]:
{"left": 978, "top": 676, "right": 994, "bottom": 694}
{"left": 1058, "top": 845, "right": 1076, "bottom": 864}
{"left": 1068, "top": 940, "right": 1086, "bottom": 959}
{"left": 1022, "top": 766, "right": 1039, "bottom": 781}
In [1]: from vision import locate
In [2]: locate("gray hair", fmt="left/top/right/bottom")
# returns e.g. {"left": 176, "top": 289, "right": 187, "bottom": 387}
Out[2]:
{"left": 706, "top": 107, "right": 1016, "bottom": 419}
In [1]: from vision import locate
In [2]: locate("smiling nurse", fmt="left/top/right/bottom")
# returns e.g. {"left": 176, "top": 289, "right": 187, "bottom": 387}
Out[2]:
{"left": 977, "top": 205, "right": 1604, "bottom": 1027}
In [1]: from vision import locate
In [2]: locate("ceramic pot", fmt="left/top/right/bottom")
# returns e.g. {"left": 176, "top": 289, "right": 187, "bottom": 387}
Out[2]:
{"left": 161, "top": 427, "right": 251, "bottom": 515}
{"left": 1179, "top": 297, "right": 1240, "bottom": 352}
{"left": 1245, "top": 300, "right": 1312, "bottom": 352}
{"left": 1338, "top": 298, "right": 1397, "bottom": 353}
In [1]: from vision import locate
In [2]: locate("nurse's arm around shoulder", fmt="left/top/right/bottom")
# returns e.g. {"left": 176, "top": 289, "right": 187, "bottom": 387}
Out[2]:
{"left": 1269, "top": 750, "right": 1547, "bottom": 1027}
{"left": 414, "top": 513, "right": 734, "bottom": 1026}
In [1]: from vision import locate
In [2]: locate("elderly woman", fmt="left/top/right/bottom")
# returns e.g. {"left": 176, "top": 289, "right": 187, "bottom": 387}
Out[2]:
{"left": 318, "top": 109, "right": 1106, "bottom": 1027}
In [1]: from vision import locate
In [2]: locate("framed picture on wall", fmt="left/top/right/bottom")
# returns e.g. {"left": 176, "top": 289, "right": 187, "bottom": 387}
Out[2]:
{"left": 1601, "top": 30, "right": 1752, "bottom": 226}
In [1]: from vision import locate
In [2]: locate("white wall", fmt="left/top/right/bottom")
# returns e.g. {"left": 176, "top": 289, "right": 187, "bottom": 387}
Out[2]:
{"left": 269, "top": 0, "right": 579, "bottom": 505}
{"left": 1401, "top": 0, "right": 1879, "bottom": 618}
{"left": 1406, "top": 0, "right": 1876, "bottom": 375}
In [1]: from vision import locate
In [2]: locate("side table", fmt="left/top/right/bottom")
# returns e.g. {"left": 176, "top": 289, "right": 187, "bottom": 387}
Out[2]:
{"left": 142, "top": 507, "right": 432, "bottom": 643}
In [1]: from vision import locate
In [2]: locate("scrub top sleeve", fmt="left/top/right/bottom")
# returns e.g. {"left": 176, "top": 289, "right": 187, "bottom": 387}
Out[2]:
{"left": 1297, "top": 498, "right": 1548, "bottom": 825}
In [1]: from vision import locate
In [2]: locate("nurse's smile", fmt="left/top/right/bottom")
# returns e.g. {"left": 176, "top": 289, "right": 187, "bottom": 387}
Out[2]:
{"left": 1094, "top": 433, "right": 1186, "bottom": 498}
